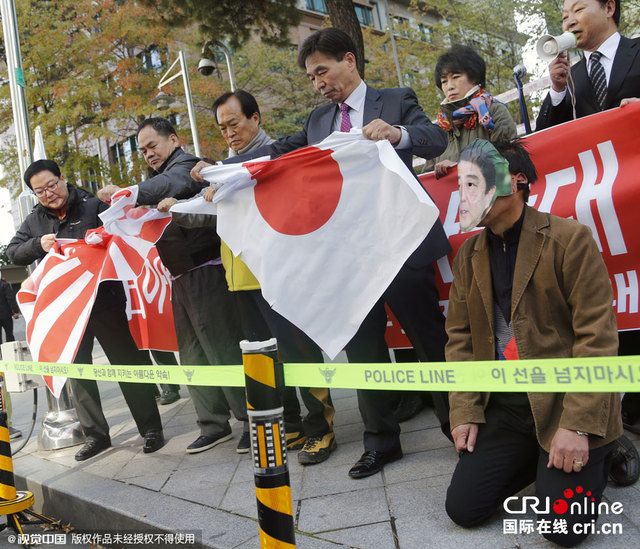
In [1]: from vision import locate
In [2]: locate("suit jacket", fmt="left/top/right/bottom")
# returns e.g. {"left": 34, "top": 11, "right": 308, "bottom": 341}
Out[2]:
{"left": 226, "top": 85, "right": 451, "bottom": 265}
{"left": 537, "top": 36, "right": 640, "bottom": 130}
{"left": 446, "top": 206, "right": 622, "bottom": 450}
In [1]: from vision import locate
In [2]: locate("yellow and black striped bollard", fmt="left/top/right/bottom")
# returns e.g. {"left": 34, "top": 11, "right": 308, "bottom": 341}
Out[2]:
{"left": 240, "top": 339, "right": 295, "bottom": 549}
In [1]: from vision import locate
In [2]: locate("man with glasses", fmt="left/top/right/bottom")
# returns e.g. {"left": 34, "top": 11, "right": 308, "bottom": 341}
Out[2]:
{"left": 7, "top": 159, "right": 164, "bottom": 461}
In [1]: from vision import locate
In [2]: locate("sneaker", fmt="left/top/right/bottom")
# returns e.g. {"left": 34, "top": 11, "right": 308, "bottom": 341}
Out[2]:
{"left": 186, "top": 431, "right": 233, "bottom": 454}
{"left": 8, "top": 427, "right": 22, "bottom": 441}
{"left": 236, "top": 430, "right": 251, "bottom": 454}
{"left": 298, "top": 432, "right": 336, "bottom": 465}
{"left": 158, "top": 390, "right": 180, "bottom": 405}
{"left": 285, "top": 431, "right": 307, "bottom": 451}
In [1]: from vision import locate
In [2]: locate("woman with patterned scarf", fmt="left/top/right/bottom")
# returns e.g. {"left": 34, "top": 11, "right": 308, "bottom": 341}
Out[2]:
{"left": 425, "top": 45, "right": 517, "bottom": 179}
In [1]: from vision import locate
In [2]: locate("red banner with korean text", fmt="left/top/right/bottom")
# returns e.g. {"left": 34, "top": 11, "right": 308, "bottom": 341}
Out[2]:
{"left": 123, "top": 247, "right": 178, "bottom": 352}
{"left": 415, "top": 102, "right": 640, "bottom": 341}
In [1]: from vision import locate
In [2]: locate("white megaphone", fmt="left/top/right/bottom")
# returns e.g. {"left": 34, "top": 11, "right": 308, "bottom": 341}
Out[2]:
{"left": 536, "top": 31, "right": 577, "bottom": 61}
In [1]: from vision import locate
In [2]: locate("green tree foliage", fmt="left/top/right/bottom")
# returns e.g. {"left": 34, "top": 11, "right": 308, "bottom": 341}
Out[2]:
{"left": 137, "top": 0, "right": 302, "bottom": 50}
{"left": 232, "top": 40, "right": 325, "bottom": 140}
{"left": 0, "top": 0, "right": 174, "bottom": 194}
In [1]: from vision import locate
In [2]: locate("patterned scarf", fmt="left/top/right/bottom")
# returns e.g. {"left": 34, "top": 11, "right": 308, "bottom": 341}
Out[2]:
{"left": 436, "top": 88, "right": 496, "bottom": 132}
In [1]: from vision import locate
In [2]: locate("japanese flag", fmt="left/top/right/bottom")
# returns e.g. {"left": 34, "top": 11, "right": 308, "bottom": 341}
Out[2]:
{"left": 172, "top": 131, "right": 439, "bottom": 358}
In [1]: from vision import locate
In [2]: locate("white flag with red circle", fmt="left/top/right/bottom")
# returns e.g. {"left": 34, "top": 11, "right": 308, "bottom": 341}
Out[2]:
{"left": 173, "top": 131, "right": 439, "bottom": 358}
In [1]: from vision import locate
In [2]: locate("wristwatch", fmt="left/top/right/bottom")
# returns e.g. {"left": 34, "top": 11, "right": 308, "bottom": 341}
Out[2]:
{"left": 576, "top": 430, "right": 589, "bottom": 436}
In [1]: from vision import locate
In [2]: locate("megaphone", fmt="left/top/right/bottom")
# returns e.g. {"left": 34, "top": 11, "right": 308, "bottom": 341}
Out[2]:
{"left": 536, "top": 31, "right": 577, "bottom": 62}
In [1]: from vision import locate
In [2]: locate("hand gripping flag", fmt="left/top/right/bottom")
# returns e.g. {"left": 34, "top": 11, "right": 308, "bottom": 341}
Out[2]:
{"left": 17, "top": 187, "right": 173, "bottom": 397}
{"left": 172, "top": 131, "right": 440, "bottom": 358}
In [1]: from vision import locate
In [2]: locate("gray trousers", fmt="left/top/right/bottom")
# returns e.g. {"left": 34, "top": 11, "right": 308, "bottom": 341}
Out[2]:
{"left": 172, "top": 265, "right": 247, "bottom": 437}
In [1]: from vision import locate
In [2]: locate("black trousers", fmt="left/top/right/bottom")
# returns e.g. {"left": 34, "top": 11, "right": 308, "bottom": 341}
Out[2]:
{"left": 0, "top": 316, "right": 14, "bottom": 343}
{"left": 446, "top": 404, "right": 614, "bottom": 547}
{"left": 235, "top": 289, "right": 334, "bottom": 437}
{"left": 345, "top": 263, "right": 448, "bottom": 452}
{"left": 151, "top": 350, "right": 180, "bottom": 393}
{"left": 171, "top": 265, "right": 247, "bottom": 438}
{"left": 73, "top": 282, "right": 162, "bottom": 441}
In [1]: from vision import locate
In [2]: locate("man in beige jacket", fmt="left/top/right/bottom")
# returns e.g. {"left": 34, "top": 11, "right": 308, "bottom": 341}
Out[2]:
{"left": 445, "top": 140, "right": 622, "bottom": 547}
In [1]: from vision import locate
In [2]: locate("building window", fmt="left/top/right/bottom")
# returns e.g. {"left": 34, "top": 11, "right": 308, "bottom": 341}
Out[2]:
{"left": 418, "top": 24, "right": 433, "bottom": 42}
{"left": 110, "top": 135, "right": 138, "bottom": 180}
{"left": 306, "top": 0, "right": 328, "bottom": 14}
{"left": 354, "top": 5, "right": 374, "bottom": 26}
{"left": 392, "top": 15, "right": 410, "bottom": 38}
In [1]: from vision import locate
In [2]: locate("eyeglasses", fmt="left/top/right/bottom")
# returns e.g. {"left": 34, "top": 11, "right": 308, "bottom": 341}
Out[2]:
{"left": 33, "top": 178, "right": 61, "bottom": 198}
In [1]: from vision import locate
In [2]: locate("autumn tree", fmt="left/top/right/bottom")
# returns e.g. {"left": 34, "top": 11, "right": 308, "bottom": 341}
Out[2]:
{"left": 0, "top": 0, "right": 180, "bottom": 194}
{"left": 137, "top": 0, "right": 302, "bottom": 50}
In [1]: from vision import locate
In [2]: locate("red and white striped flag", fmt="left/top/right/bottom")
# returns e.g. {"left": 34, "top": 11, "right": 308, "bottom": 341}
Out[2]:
{"left": 17, "top": 187, "right": 173, "bottom": 397}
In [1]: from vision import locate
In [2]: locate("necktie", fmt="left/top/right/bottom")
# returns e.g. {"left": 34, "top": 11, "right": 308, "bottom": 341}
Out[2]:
{"left": 589, "top": 51, "right": 607, "bottom": 111}
{"left": 340, "top": 103, "right": 351, "bottom": 132}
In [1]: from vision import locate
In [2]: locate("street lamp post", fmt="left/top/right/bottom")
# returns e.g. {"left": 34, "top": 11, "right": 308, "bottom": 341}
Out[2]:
{"left": 151, "top": 51, "right": 201, "bottom": 158}
{"left": 202, "top": 40, "right": 236, "bottom": 92}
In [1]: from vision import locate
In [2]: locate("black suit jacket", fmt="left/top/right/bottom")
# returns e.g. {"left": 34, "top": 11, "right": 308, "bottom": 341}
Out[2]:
{"left": 226, "top": 85, "right": 451, "bottom": 266}
{"left": 537, "top": 36, "right": 640, "bottom": 130}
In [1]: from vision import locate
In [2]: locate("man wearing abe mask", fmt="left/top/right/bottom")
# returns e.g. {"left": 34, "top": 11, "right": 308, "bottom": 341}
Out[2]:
{"left": 445, "top": 140, "right": 622, "bottom": 547}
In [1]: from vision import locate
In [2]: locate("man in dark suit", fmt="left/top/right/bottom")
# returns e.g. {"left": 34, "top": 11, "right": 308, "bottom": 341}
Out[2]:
{"left": 536, "top": 0, "right": 640, "bottom": 485}
{"left": 536, "top": 0, "right": 639, "bottom": 130}
{"left": 193, "top": 28, "right": 450, "bottom": 478}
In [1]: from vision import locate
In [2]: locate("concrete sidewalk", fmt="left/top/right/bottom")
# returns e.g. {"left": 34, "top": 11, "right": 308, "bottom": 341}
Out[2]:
{"left": 4, "top": 321, "right": 640, "bottom": 548}
{"left": 6, "top": 383, "right": 640, "bottom": 548}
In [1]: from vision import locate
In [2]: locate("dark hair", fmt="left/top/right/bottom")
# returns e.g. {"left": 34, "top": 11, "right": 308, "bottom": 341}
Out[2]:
{"left": 298, "top": 27, "right": 357, "bottom": 70}
{"left": 23, "top": 159, "right": 61, "bottom": 189}
{"left": 598, "top": 0, "right": 620, "bottom": 26}
{"left": 137, "top": 117, "right": 178, "bottom": 138}
{"left": 493, "top": 140, "right": 537, "bottom": 202}
{"left": 434, "top": 45, "right": 486, "bottom": 91}
{"left": 212, "top": 90, "right": 261, "bottom": 125}
{"left": 459, "top": 143, "right": 496, "bottom": 195}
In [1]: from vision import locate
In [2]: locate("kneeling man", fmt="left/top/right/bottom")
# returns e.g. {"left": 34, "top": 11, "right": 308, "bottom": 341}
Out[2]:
{"left": 445, "top": 140, "right": 622, "bottom": 547}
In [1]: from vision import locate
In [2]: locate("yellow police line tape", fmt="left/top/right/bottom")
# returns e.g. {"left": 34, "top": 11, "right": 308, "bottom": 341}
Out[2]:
{"left": 2, "top": 355, "right": 640, "bottom": 392}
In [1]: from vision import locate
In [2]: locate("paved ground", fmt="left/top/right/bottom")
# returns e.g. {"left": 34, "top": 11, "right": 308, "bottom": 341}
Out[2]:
{"left": 3, "top": 319, "right": 640, "bottom": 548}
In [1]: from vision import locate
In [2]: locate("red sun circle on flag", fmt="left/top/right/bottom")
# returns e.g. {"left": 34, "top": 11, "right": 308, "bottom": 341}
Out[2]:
{"left": 246, "top": 146, "right": 343, "bottom": 236}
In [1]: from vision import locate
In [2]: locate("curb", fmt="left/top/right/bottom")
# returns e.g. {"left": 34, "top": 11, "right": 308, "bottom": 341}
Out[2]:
{"left": 13, "top": 454, "right": 261, "bottom": 548}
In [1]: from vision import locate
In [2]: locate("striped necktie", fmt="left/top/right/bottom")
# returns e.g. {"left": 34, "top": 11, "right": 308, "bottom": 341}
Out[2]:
{"left": 589, "top": 51, "right": 607, "bottom": 111}
{"left": 340, "top": 103, "right": 351, "bottom": 132}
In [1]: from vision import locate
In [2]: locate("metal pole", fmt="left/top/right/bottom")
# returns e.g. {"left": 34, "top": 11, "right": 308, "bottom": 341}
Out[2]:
{"left": 177, "top": 51, "right": 201, "bottom": 158}
{"left": 383, "top": 0, "right": 404, "bottom": 88}
{"left": 0, "top": 0, "right": 33, "bottom": 187}
{"left": 240, "top": 338, "right": 296, "bottom": 548}
{"left": 513, "top": 72, "right": 532, "bottom": 135}
{"left": 215, "top": 41, "right": 236, "bottom": 92}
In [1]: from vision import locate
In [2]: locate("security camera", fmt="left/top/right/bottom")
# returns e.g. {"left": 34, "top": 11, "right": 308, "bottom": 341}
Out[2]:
{"left": 198, "top": 58, "right": 217, "bottom": 76}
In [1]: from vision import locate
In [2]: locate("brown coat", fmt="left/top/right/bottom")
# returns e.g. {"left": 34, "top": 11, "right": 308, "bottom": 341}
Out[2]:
{"left": 446, "top": 206, "right": 622, "bottom": 451}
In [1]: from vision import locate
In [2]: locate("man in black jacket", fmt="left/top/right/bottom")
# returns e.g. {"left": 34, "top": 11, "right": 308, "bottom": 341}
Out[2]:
{"left": 0, "top": 278, "right": 19, "bottom": 343}
{"left": 7, "top": 159, "right": 164, "bottom": 461}
{"left": 100, "top": 118, "right": 250, "bottom": 455}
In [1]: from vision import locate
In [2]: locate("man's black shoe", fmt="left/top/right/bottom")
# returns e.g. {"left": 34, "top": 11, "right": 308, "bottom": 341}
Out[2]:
{"left": 622, "top": 410, "right": 640, "bottom": 435}
{"left": 394, "top": 392, "right": 425, "bottom": 423}
{"left": 348, "top": 447, "right": 403, "bottom": 479}
{"left": 75, "top": 438, "right": 111, "bottom": 461}
{"left": 143, "top": 432, "right": 165, "bottom": 454}
{"left": 609, "top": 435, "right": 640, "bottom": 486}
